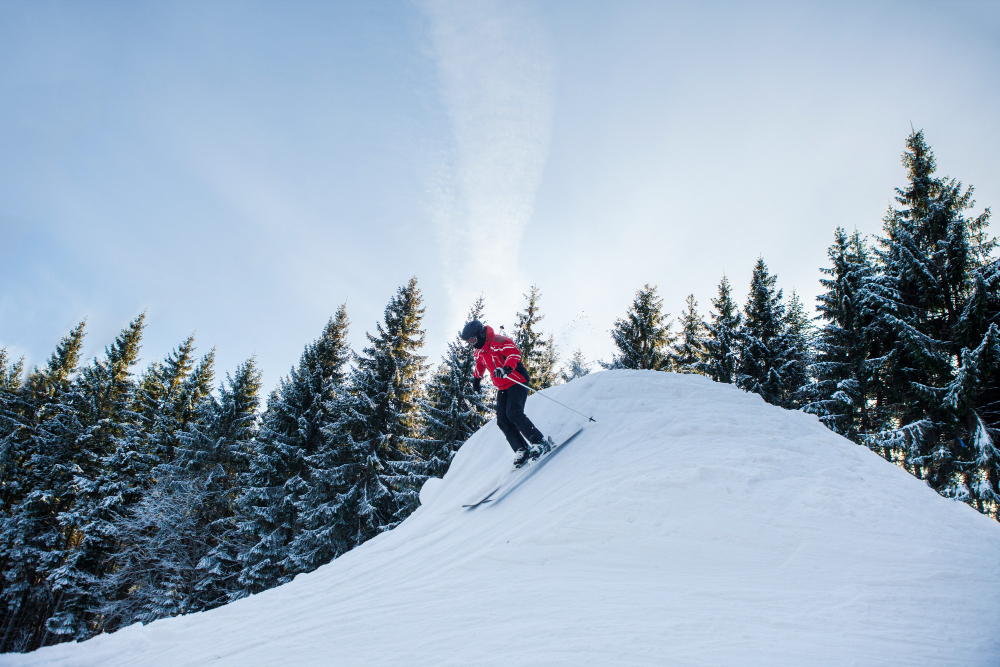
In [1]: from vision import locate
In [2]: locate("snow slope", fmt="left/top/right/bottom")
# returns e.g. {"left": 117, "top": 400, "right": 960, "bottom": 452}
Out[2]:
{"left": 6, "top": 370, "right": 1000, "bottom": 667}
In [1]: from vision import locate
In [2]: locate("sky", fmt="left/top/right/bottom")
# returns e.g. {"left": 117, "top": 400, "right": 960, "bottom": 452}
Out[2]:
{"left": 1, "top": 0, "right": 998, "bottom": 392}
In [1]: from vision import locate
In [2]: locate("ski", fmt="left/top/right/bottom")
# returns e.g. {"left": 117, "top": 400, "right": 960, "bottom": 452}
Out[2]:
{"left": 462, "top": 462, "right": 530, "bottom": 509}
{"left": 462, "top": 484, "right": 502, "bottom": 509}
{"left": 462, "top": 425, "right": 584, "bottom": 509}
{"left": 484, "top": 426, "right": 583, "bottom": 505}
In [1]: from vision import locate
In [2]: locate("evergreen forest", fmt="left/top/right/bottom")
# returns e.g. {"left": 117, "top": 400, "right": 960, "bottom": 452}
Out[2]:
{"left": 1, "top": 130, "right": 997, "bottom": 653}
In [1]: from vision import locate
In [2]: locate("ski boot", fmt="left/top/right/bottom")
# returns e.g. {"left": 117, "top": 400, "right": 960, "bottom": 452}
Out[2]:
{"left": 535, "top": 435, "right": 555, "bottom": 457}
{"left": 526, "top": 436, "right": 552, "bottom": 463}
{"left": 513, "top": 447, "right": 531, "bottom": 469}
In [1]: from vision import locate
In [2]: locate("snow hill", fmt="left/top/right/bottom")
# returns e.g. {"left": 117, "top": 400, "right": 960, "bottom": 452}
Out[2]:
{"left": 6, "top": 370, "right": 1000, "bottom": 667}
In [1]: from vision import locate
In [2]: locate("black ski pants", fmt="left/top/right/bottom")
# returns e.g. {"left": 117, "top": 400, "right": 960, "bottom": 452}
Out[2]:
{"left": 496, "top": 383, "right": 544, "bottom": 452}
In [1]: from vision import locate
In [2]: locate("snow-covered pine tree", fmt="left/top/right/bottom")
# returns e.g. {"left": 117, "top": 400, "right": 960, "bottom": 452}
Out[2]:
{"left": 675, "top": 294, "right": 706, "bottom": 374}
{"left": 281, "top": 306, "right": 358, "bottom": 580}
{"left": 606, "top": 284, "right": 675, "bottom": 370}
{"left": 559, "top": 349, "right": 592, "bottom": 383}
{"left": 0, "top": 348, "right": 24, "bottom": 392}
{"left": 21, "top": 322, "right": 86, "bottom": 402}
{"left": 942, "top": 258, "right": 1000, "bottom": 517}
{"left": 92, "top": 338, "right": 216, "bottom": 631}
{"left": 736, "top": 258, "right": 803, "bottom": 408}
{"left": 737, "top": 259, "right": 784, "bottom": 402}
{"left": 865, "top": 130, "right": 997, "bottom": 507}
{"left": 136, "top": 336, "right": 196, "bottom": 463}
{"left": 696, "top": 275, "right": 741, "bottom": 383}
{"left": 417, "top": 298, "right": 493, "bottom": 478}
{"left": 137, "top": 336, "right": 216, "bottom": 472}
{"left": 94, "top": 475, "right": 213, "bottom": 631}
{"left": 537, "top": 335, "right": 559, "bottom": 387}
{"left": 0, "top": 323, "right": 85, "bottom": 653}
{"left": 782, "top": 291, "right": 813, "bottom": 408}
{"left": 42, "top": 315, "right": 148, "bottom": 645}
{"left": 175, "top": 355, "right": 262, "bottom": 477}
{"left": 179, "top": 357, "right": 263, "bottom": 610}
{"left": 235, "top": 305, "right": 351, "bottom": 592}
{"left": 0, "top": 346, "right": 23, "bottom": 522}
{"left": 0, "top": 348, "right": 27, "bottom": 506}
{"left": 316, "top": 279, "right": 428, "bottom": 554}
{"left": 0, "top": 347, "right": 24, "bottom": 503}
{"left": 805, "top": 228, "right": 881, "bottom": 441}
{"left": 230, "top": 384, "right": 293, "bottom": 596}
{"left": 513, "top": 285, "right": 558, "bottom": 388}
{"left": 1, "top": 324, "right": 85, "bottom": 508}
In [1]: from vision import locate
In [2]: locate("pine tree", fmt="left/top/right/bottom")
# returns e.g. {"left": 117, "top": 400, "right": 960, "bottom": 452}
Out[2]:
{"left": 319, "top": 279, "right": 428, "bottom": 553}
{"left": 176, "top": 356, "right": 262, "bottom": 478}
{"left": 607, "top": 284, "right": 675, "bottom": 371}
{"left": 235, "top": 305, "right": 352, "bottom": 593}
{"left": 0, "top": 346, "right": 23, "bottom": 533}
{"left": 736, "top": 258, "right": 804, "bottom": 408}
{"left": 537, "top": 335, "right": 559, "bottom": 388}
{"left": 737, "top": 259, "right": 783, "bottom": 402}
{"left": 22, "top": 322, "right": 86, "bottom": 401}
{"left": 137, "top": 336, "right": 216, "bottom": 472}
{"left": 782, "top": 291, "right": 813, "bottom": 408}
{"left": 417, "top": 298, "right": 493, "bottom": 478}
{"left": 94, "top": 475, "right": 212, "bottom": 631}
{"left": 805, "top": 229, "right": 881, "bottom": 441}
{"left": 2, "top": 323, "right": 86, "bottom": 507}
{"left": 942, "top": 258, "right": 1000, "bottom": 517}
{"left": 38, "top": 315, "right": 147, "bottom": 645}
{"left": 0, "top": 348, "right": 28, "bottom": 508}
{"left": 697, "top": 275, "right": 741, "bottom": 384}
{"left": 513, "top": 285, "right": 558, "bottom": 388}
{"left": 282, "top": 307, "right": 357, "bottom": 579}
{"left": 865, "top": 130, "right": 997, "bottom": 506}
{"left": 0, "top": 323, "right": 86, "bottom": 652}
{"left": 181, "top": 357, "right": 263, "bottom": 610}
{"left": 230, "top": 383, "right": 294, "bottom": 596}
{"left": 675, "top": 294, "right": 706, "bottom": 373}
{"left": 559, "top": 349, "right": 592, "bottom": 383}
{"left": 90, "top": 336, "right": 216, "bottom": 631}
{"left": 0, "top": 348, "right": 24, "bottom": 392}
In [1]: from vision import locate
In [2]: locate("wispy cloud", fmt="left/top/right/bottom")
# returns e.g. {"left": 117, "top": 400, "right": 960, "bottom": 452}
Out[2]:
{"left": 422, "top": 0, "right": 555, "bottom": 327}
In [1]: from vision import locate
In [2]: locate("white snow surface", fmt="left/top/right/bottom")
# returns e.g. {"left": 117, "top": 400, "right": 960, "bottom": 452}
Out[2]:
{"left": 7, "top": 370, "right": 1000, "bottom": 667}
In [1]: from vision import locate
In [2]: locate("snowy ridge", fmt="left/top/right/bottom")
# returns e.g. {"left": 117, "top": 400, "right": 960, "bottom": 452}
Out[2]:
{"left": 8, "top": 370, "right": 1000, "bottom": 667}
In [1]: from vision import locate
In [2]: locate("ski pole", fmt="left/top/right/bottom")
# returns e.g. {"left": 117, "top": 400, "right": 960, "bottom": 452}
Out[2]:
{"left": 507, "top": 377, "right": 596, "bottom": 422}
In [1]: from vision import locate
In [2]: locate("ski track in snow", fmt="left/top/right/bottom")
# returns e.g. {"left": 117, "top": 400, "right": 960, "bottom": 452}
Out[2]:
{"left": 6, "top": 370, "right": 1000, "bottom": 666}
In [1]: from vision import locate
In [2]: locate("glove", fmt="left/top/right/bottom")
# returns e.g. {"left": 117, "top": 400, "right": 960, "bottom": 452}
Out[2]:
{"left": 472, "top": 376, "right": 482, "bottom": 393}
{"left": 493, "top": 366, "right": 512, "bottom": 379}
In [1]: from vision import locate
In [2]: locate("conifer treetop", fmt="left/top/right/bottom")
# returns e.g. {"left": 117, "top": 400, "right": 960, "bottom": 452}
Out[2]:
{"left": 513, "top": 285, "right": 559, "bottom": 387}
{"left": 608, "top": 283, "right": 675, "bottom": 371}
{"left": 24, "top": 320, "right": 86, "bottom": 397}
{"left": 0, "top": 347, "right": 25, "bottom": 392}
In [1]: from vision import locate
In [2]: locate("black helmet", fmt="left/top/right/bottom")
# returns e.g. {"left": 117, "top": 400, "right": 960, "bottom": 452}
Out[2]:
{"left": 461, "top": 320, "right": 486, "bottom": 349}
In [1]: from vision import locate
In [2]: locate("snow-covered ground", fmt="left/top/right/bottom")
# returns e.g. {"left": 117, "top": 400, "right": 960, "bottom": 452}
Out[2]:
{"left": 6, "top": 370, "right": 1000, "bottom": 667}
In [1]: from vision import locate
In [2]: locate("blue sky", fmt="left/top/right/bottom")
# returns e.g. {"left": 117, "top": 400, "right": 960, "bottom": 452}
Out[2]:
{"left": 1, "top": 0, "right": 998, "bottom": 391}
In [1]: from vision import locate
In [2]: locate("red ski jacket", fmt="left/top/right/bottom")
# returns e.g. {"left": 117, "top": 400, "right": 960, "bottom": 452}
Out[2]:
{"left": 473, "top": 325, "right": 528, "bottom": 391}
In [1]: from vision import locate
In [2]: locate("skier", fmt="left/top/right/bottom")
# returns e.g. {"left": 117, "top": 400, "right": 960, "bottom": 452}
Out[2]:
{"left": 463, "top": 319, "right": 552, "bottom": 468}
